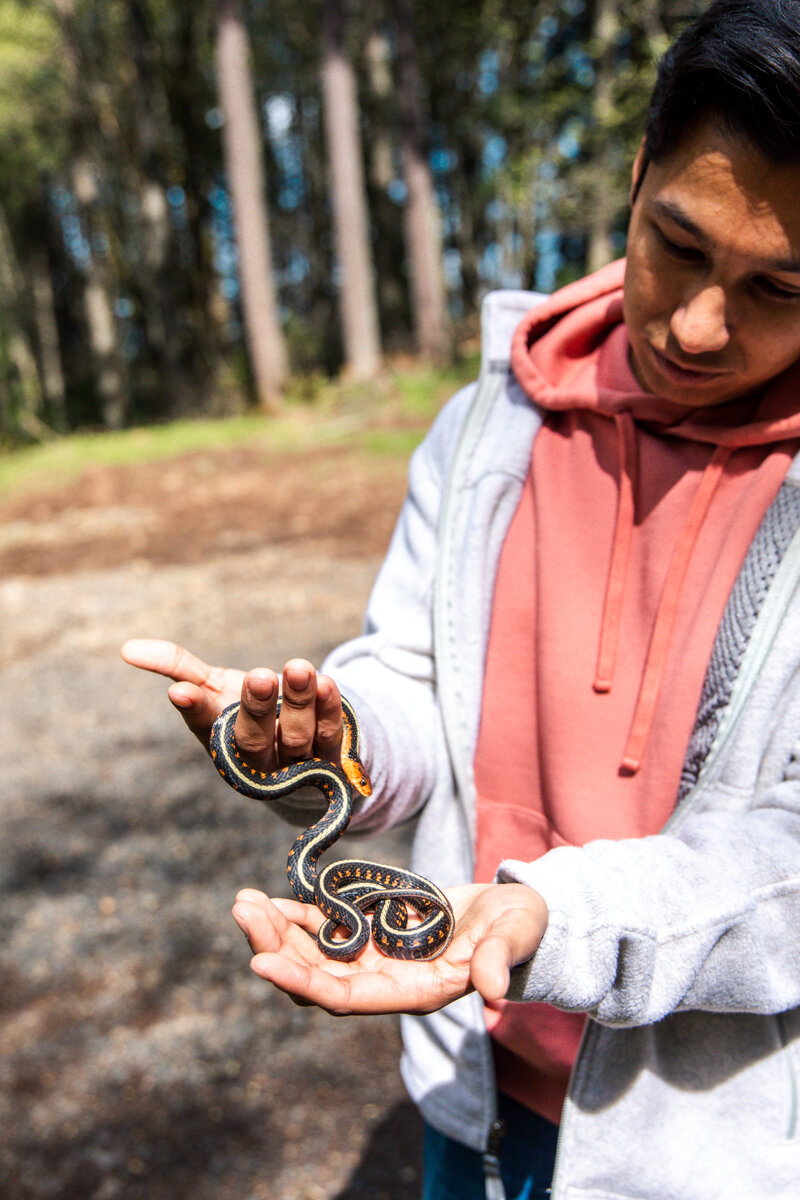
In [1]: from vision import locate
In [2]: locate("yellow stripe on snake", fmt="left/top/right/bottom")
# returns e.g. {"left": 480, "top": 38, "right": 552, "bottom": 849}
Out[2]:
{"left": 209, "top": 697, "right": 454, "bottom": 962}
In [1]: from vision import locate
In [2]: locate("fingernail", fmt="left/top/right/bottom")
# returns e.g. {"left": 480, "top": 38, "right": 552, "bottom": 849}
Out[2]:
{"left": 169, "top": 692, "right": 192, "bottom": 710}
{"left": 232, "top": 908, "right": 249, "bottom": 938}
{"left": 247, "top": 672, "right": 276, "bottom": 700}
{"left": 284, "top": 665, "right": 311, "bottom": 690}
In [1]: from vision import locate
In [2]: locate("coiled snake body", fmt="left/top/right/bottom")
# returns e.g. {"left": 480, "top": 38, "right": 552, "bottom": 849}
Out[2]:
{"left": 209, "top": 697, "right": 454, "bottom": 962}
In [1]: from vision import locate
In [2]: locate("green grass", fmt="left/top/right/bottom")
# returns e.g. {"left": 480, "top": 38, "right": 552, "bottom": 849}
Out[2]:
{"left": 0, "top": 415, "right": 280, "bottom": 499}
{"left": 0, "top": 355, "right": 480, "bottom": 502}
{"left": 360, "top": 428, "right": 428, "bottom": 457}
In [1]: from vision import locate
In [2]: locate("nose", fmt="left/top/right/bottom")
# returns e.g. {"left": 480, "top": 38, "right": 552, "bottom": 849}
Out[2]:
{"left": 669, "top": 285, "right": 730, "bottom": 355}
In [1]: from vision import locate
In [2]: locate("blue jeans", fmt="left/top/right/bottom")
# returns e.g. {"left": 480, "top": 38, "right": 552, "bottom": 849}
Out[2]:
{"left": 421, "top": 1092, "right": 558, "bottom": 1200}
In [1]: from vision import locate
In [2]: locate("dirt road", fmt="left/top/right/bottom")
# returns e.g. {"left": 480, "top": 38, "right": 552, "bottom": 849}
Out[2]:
{"left": 1, "top": 441, "right": 426, "bottom": 1200}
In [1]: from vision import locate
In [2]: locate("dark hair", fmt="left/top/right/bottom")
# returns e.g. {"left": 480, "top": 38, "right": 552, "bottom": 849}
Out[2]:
{"left": 637, "top": 0, "right": 800, "bottom": 190}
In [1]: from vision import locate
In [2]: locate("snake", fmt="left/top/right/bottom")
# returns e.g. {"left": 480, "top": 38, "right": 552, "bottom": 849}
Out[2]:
{"left": 209, "top": 696, "right": 454, "bottom": 963}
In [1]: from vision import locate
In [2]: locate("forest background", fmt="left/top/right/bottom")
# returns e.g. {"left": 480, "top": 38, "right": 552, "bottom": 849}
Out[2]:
{"left": 0, "top": 0, "right": 705, "bottom": 446}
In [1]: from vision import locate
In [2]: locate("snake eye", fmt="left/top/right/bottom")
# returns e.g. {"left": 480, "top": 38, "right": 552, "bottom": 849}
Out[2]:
{"left": 358, "top": 770, "right": 373, "bottom": 797}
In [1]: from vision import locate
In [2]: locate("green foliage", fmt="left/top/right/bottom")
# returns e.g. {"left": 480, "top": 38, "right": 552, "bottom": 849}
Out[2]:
{"left": 0, "top": 0, "right": 703, "bottom": 442}
{"left": 0, "top": 2, "right": 67, "bottom": 197}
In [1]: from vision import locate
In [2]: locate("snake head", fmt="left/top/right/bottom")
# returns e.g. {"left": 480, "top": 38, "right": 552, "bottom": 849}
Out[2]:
{"left": 342, "top": 756, "right": 373, "bottom": 797}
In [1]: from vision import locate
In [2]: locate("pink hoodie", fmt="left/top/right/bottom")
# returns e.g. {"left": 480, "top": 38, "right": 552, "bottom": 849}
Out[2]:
{"left": 474, "top": 258, "right": 800, "bottom": 1124}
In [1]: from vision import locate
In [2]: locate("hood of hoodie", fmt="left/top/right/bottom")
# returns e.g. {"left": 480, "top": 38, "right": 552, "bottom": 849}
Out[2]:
{"left": 510, "top": 257, "right": 800, "bottom": 448}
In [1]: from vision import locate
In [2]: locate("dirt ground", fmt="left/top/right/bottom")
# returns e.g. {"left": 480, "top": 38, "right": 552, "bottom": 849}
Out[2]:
{"left": 0, "top": 438, "right": 428, "bottom": 1200}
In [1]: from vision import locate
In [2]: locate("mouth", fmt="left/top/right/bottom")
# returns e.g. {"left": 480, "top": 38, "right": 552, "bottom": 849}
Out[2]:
{"left": 649, "top": 345, "right": 730, "bottom": 387}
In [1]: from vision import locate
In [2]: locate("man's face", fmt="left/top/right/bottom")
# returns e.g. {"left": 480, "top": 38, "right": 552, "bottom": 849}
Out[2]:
{"left": 623, "top": 120, "right": 800, "bottom": 407}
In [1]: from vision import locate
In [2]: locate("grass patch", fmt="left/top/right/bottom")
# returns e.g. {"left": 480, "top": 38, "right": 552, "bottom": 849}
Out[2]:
{"left": 0, "top": 416, "right": 279, "bottom": 499}
{"left": 390, "top": 353, "right": 480, "bottom": 419}
{"left": 360, "top": 429, "right": 428, "bottom": 457}
{"left": 0, "top": 356, "right": 479, "bottom": 503}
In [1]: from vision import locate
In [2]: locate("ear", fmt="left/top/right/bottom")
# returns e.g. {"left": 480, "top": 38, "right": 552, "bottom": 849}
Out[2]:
{"left": 630, "top": 139, "right": 647, "bottom": 205}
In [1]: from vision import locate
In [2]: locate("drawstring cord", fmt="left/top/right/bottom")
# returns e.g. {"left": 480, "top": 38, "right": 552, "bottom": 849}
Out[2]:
{"left": 593, "top": 412, "right": 732, "bottom": 772}
{"left": 594, "top": 412, "right": 638, "bottom": 693}
{"left": 621, "top": 444, "right": 731, "bottom": 771}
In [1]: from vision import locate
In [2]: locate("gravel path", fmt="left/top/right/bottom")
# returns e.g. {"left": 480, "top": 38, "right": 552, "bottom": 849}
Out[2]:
{"left": 1, "top": 447, "right": 425, "bottom": 1200}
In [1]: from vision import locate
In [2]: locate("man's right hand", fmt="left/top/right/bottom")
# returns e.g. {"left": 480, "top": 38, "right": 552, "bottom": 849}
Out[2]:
{"left": 120, "top": 640, "right": 344, "bottom": 771}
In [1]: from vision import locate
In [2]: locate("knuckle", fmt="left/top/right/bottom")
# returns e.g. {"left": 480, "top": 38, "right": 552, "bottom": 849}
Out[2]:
{"left": 171, "top": 644, "right": 189, "bottom": 674}
{"left": 315, "top": 716, "right": 343, "bottom": 744}
{"left": 234, "top": 729, "right": 272, "bottom": 756}
{"left": 279, "top": 729, "right": 312, "bottom": 753}
{"left": 280, "top": 693, "right": 313, "bottom": 712}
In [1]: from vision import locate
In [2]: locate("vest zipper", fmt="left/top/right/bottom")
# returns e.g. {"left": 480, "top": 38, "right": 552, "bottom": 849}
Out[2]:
{"left": 483, "top": 1117, "right": 508, "bottom": 1200}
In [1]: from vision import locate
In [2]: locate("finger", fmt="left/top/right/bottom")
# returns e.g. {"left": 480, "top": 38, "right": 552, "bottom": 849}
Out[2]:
{"left": 313, "top": 675, "right": 343, "bottom": 764}
{"left": 234, "top": 890, "right": 327, "bottom": 941}
{"left": 234, "top": 891, "right": 327, "bottom": 945}
{"left": 232, "top": 669, "right": 280, "bottom": 771}
{"left": 468, "top": 889, "right": 548, "bottom": 1002}
{"left": 277, "top": 659, "right": 318, "bottom": 763}
{"left": 232, "top": 906, "right": 254, "bottom": 949}
{"left": 233, "top": 898, "right": 289, "bottom": 956}
{"left": 235, "top": 897, "right": 324, "bottom": 1007}
{"left": 234, "top": 887, "right": 272, "bottom": 909}
{"left": 469, "top": 932, "right": 514, "bottom": 1002}
{"left": 269, "top": 895, "right": 327, "bottom": 935}
{"left": 121, "top": 639, "right": 214, "bottom": 687}
{"left": 166, "top": 681, "right": 223, "bottom": 748}
{"left": 248, "top": 952, "right": 391, "bottom": 1015}
{"left": 250, "top": 948, "right": 459, "bottom": 1016}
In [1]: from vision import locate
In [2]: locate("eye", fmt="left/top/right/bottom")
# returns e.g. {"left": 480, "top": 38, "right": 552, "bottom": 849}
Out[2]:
{"left": 753, "top": 276, "right": 800, "bottom": 302}
{"left": 654, "top": 225, "right": 705, "bottom": 262}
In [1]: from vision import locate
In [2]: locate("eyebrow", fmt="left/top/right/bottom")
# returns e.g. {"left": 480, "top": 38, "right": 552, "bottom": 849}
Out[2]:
{"left": 649, "top": 197, "right": 800, "bottom": 274}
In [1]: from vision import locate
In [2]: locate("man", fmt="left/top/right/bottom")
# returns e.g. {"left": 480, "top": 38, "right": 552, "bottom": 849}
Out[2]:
{"left": 124, "top": 1, "right": 800, "bottom": 1195}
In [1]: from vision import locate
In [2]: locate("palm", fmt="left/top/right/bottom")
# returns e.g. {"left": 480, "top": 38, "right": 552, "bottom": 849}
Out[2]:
{"left": 234, "top": 883, "right": 545, "bottom": 1015}
{"left": 275, "top": 912, "right": 472, "bottom": 1015}
{"left": 191, "top": 662, "right": 246, "bottom": 712}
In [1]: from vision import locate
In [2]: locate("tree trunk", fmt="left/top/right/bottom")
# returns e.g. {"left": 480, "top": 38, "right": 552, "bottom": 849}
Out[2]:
{"left": 217, "top": 0, "right": 288, "bottom": 411}
{"left": 364, "top": 14, "right": 410, "bottom": 348}
{"left": 320, "top": 0, "right": 381, "bottom": 379}
{"left": 54, "top": 0, "right": 130, "bottom": 428}
{"left": 72, "top": 157, "right": 130, "bottom": 429}
{"left": 0, "top": 207, "right": 47, "bottom": 439}
{"left": 392, "top": 0, "right": 450, "bottom": 361}
{"left": 128, "top": 0, "right": 186, "bottom": 413}
{"left": 30, "top": 245, "right": 67, "bottom": 431}
{"left": 365, "top": 23, "right": 394, "bottom": 193}
{"left": 586, "top": 0, "right": 618, "bottom": 274}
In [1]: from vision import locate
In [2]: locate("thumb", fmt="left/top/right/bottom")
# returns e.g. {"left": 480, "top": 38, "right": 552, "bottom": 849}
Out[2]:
{"left": 469, "top": 887, "right": 548, "bottom": 1002}
{"left": 469, "top": 930, "right": 515, "bottom": 1002}
{"left": 167, "top": 682, "right": 220, "bottom": 748}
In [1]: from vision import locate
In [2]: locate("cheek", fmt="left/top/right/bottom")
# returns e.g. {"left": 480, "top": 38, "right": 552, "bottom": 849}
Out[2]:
{"left": 623, "top": 261, "right": 662, "bottom": 340}
{"left": 623, "top": 219, "right": 677, "bottom": 337}
{"left": 742, "top": 326, "right": 800, "bottom": 382}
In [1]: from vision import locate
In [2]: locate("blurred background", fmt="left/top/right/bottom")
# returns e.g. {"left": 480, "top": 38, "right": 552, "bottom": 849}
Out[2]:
{"left": 0, "top": 1, "right": 705, "bottom": 1198}
{"left": 0, "top": 0, "right": 703, "bottom": 441}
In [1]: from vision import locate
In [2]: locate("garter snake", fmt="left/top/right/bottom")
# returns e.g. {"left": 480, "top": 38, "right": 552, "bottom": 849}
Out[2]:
{"left": 209, "top": 696, "right": 454, "bottom": 962}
